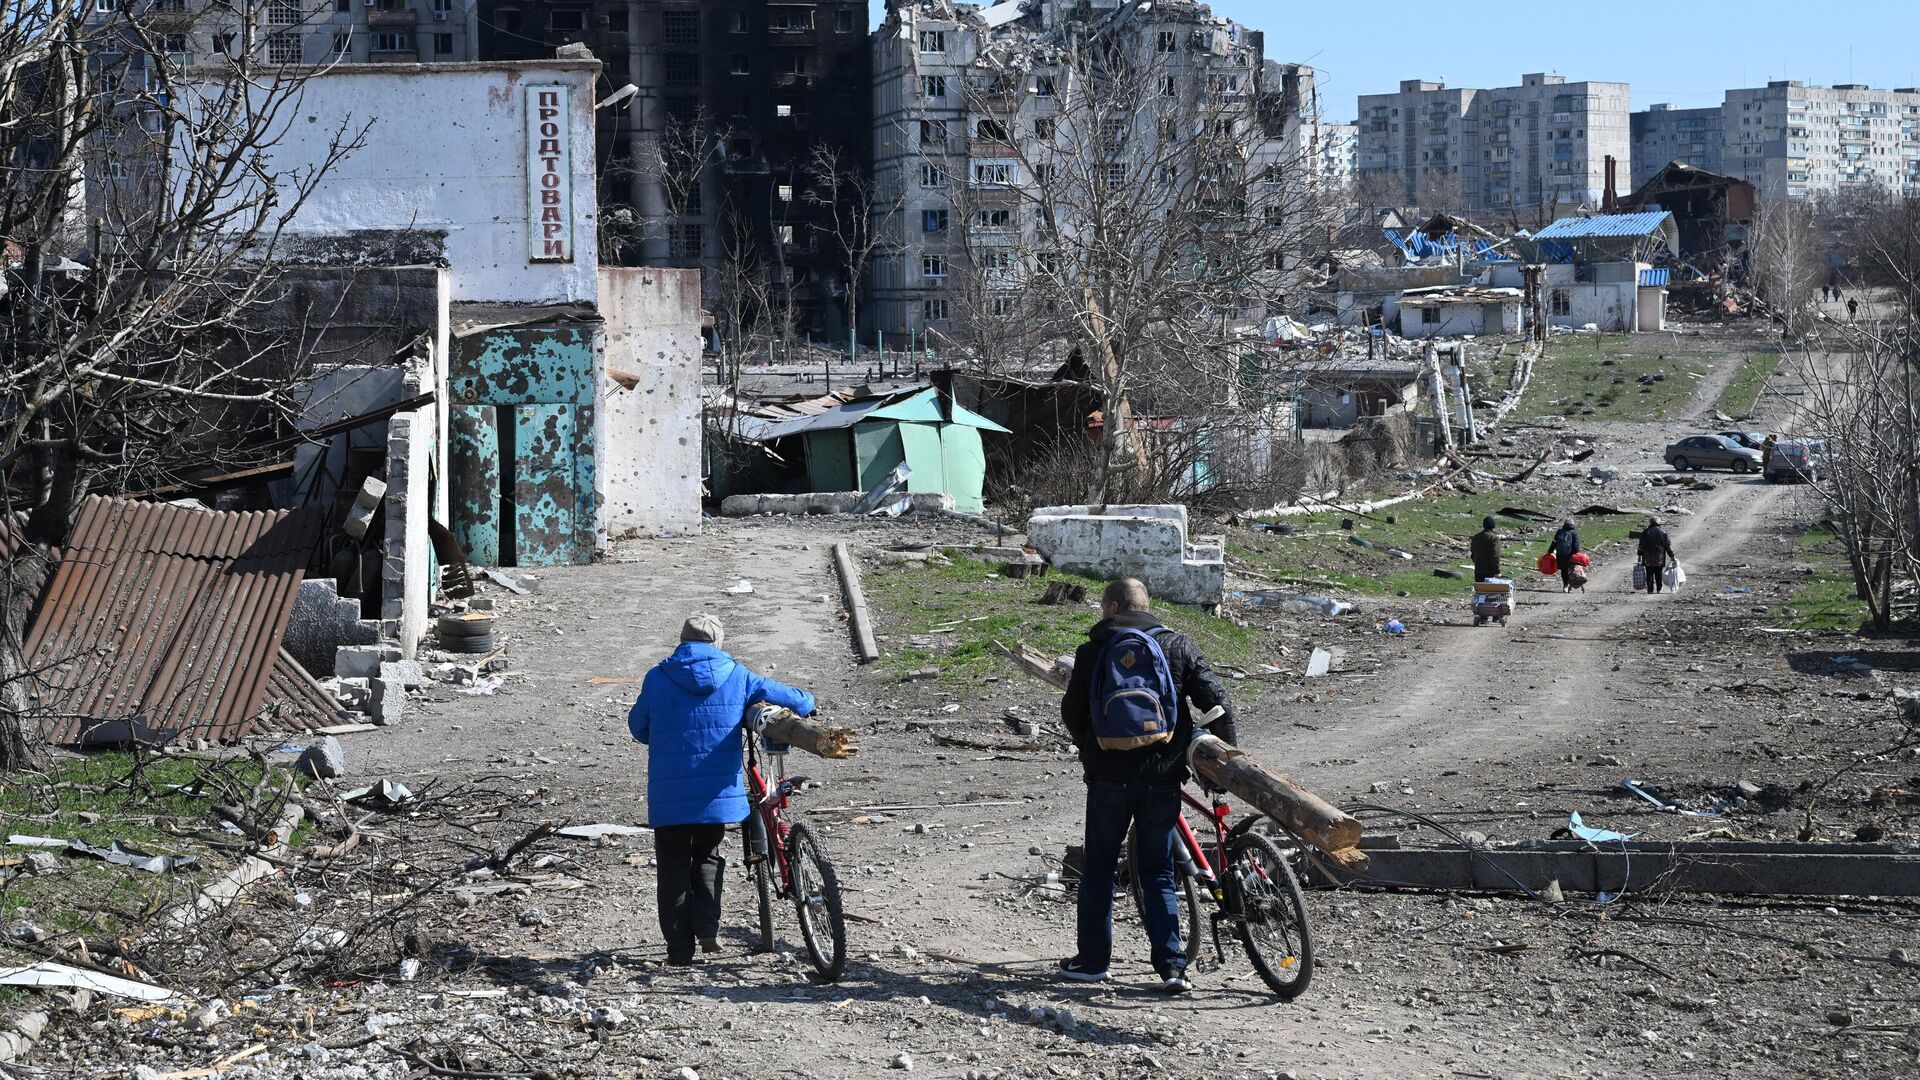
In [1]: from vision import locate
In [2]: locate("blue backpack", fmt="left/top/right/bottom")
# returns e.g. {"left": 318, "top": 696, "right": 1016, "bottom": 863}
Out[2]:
{"left": 1092, "top": 627, "right": 1177, "bottom": 751}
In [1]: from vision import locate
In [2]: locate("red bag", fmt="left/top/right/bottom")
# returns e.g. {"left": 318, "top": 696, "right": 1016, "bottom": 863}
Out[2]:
{"left": 1571, "top": 552, "right": 1592, "bottom": 568}
{"left": 1537, "top": 552, "right": 1557, "bottom": 576}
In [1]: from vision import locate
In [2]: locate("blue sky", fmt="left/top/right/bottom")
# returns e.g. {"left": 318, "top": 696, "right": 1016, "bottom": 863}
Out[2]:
{"left": 879, "top": 2, "right": 1920, "bottom": 119}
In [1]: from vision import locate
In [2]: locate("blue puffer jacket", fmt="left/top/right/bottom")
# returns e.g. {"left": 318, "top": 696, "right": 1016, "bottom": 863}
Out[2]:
{"left": 627, "top": 642, "right": 816, "bottom": 827}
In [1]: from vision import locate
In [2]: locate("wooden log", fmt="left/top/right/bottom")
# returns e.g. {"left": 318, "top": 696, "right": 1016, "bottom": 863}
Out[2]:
{"left": 759, "top": 707, "right": 858, "bottom": 760}
{"left": 994, "top": 640, "right": 1071, "bottom": 691}
{"left": 1188, "top": 734, "right": 1363, "bottom": 856}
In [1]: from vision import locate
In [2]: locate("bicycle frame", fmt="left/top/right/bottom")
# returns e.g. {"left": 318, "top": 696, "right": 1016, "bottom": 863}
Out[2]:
{"left": 744, "top": 739, "right": 808, "bottom": 897}
{"left": 1174, "top": 788, "right": 1278, "bottom": 905}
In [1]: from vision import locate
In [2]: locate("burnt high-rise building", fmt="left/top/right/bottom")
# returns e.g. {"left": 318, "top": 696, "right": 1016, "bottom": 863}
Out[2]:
{"left": 478, "top": 0, "right": 871, "bottom": 341}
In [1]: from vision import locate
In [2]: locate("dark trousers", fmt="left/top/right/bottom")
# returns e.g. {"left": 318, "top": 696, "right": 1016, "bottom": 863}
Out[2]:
{"left": 1076, "top": 779, "right": 1186, "bottom": 977}
{"left": 1644, "top": 559, "right": 1665, "bottom": 594}
{"left": 655, "top": 823, "right": 726, "bottom": 963}
{"left": 1560, "top": 565, "right": 1577, "bottom": 590}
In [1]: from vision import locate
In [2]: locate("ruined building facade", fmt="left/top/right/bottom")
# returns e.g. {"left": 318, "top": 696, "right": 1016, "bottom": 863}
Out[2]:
{"left": 870, "top": 0, "right": 1316, "bottom": 343}
{"left": 478, "top": 0, "right": 871, "bottom": 343}
{"left": 1356, "top": 74, "right": 1631, "bottom": 218}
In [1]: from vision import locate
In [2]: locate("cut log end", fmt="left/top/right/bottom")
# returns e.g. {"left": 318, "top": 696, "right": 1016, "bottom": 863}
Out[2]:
{"left": 759, "top": 708, "right": 859, "bottom": 760}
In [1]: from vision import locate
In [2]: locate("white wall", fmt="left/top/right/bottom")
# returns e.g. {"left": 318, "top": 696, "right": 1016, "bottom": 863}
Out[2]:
{"left": 598, "top": 268, "right": 704, "bottom": 538}
{"left": 187, "top": 61, "right": 600, "bottom": 305}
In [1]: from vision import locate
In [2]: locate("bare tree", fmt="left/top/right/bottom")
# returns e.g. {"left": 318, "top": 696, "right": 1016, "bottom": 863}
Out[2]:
{"left": 1749, "top": 196, "right": 1826, "bottom": 336}
{"left": 803, "top": 141, "right": 901, "bottom": 344}
{"left": 919, "top": 10, "right": 1334, "bottom": 502}
{"left": 1787, "top": 322, "right": 1920, "bottom": 630}
{"left": 0, "top": 0, "right": 363, "bottom": 768}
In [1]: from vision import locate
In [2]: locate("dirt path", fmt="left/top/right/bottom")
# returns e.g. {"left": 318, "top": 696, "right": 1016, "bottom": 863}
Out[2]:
{"left": 1269, "top": 479, "right": 1786, "bottom": 789}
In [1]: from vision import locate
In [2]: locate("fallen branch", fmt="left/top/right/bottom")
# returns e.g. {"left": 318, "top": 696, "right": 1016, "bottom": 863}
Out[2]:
{"left": 463, "top": 823, "right": 557, "bottom": 873}
{"left": 1572, "top": 946, "right": 1676, "bottom": 981}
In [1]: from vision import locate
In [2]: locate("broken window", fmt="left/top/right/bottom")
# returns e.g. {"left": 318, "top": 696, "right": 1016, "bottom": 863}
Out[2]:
{"left": 1156, "top": 30, "right": 1176, "bottom": 53}
{"left": 663, "top": 10, "right": 698, "bottom": 44}
{"left": 923, "top": 75, "right": 946, "bottom": 99}
{"left": 923, "top": 298, "right": 949, "bottom": 321}
{"left": 922, "top": 208, "right": 949, "bottom": 232}
{"left": 1034, "top": 117, "right": 1055, "bottom": 140}
{"left": 1035, "top": 75, "right": 1056, "bottom": 97}
{"left": 975, "top": 208, "right": 1011, "bottom": 228}
{"left": 919, "top": 119, "right": 947, "bottom": 145}
{"left": 920, "top": 164, "right": 944, "bottom": 188}
{"left": 550, "top": 9, "right": 585, "bottom": 31}
{"left": 921, "top": 255, "right": 947, "bottom": 279}
{"left": 920, "top": 29, "right": 946, "bottom": 52}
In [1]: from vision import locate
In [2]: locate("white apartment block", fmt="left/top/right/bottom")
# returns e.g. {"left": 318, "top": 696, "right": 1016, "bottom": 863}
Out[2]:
{"left": 1314, "top": 121, "right": 1357, "bottom": 190}
{"left": 1356, "top": 74, "right": 1631, "bottom": 216}
{"left": 870, "top": 0, "right": 1310, "bottom": 341}
{"left": 1723, "top": 81, "right": 1920, "bottom": 201}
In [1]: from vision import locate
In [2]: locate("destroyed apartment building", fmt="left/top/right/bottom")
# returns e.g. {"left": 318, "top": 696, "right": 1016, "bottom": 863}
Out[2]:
{"left": 11, "top": 55, "right": 705, "bottom": 748}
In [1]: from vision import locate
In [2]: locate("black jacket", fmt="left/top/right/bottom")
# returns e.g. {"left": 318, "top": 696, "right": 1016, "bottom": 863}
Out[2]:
{"left": 1551, "top": 525, "right": 1581, "bottom": 558}
{"left": 1061, "top": 611, "right": 1237, "bottom": 785}
{"left": 1638, "top": 526, "right": 1675, "bottom": 563}
{"left": 1469, "top": 528, "right": 1501, "bottom": 579}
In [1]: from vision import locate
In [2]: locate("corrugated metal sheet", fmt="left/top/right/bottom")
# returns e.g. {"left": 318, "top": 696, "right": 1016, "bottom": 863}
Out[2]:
{"left": 1532, "top": 212, "right": 1674, "bottom": 240}
{"left": 1639, "top": 268, "right": 1671, "bottom": 287}
{"left": 23, "top": 497, "right": 330, "bottom": 745}
{"left": 259, "top": 649, "right": 349, "bottom": 734}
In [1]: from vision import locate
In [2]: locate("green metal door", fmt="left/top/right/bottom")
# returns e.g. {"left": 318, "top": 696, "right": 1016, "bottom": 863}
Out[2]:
{"left": 449, "top": 405, "right": 502, "bottom": 567}
{"left": 512, "top": 404, "right": 583, "bottom": 566}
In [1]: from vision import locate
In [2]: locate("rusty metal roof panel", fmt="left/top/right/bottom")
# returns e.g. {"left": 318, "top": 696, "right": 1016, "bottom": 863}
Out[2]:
{"left": 25, "top": 496, "right": 327, "bottom": 746}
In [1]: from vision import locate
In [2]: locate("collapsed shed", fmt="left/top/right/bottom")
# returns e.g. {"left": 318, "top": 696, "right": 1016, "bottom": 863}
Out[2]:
{"left": 738, "top": 385, "right": 1012, "bottom": 514}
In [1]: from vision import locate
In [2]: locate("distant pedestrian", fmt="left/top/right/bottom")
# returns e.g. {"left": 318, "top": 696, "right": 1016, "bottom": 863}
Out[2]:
{"left": 1549, "top": 520, "right": 1583, "bottom": 593}
{"left": 1470, "top": 516, "right": 1501, "bottom": 582}
{"left": 1638, "top": 518, "right": 1677, "bottom": 595}
{"left": 628, "top": 614, "right": 817, "bottom": 966}
{"left": 1820, "top": 285, "right": 1830, "bottom": 303}
{"left": 1847, "top": 296, "right": 1860, "bottom": 320}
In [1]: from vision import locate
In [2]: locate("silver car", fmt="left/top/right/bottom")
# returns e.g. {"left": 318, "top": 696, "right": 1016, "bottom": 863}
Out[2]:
{"left": 1666, "top": 434, "right": 1763, "bottom": 473}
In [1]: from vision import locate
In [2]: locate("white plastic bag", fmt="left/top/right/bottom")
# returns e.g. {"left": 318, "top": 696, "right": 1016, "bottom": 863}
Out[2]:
{"left": 1665, "top": 562, "right": 1685, "bottom": 591}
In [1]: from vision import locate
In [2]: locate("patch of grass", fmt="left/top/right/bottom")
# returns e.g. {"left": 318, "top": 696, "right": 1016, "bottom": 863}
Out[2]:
{"left": 1227, "top": 492, "right": 1648, "bottom": 597}
{"left": 1507, "top": 334, "right": 1713, "bottom": 423}
{"left": 1773, "top": 522, "right": 1871, "bottom": 631}
{"left": 864, "top": 554, "right": 1256, "bottom": 681}
{"left": 1713, "top": 350, "right": 1783, "bottom": 420}
{"left": 0, "top": 752, "right": 307, "bottom": 938}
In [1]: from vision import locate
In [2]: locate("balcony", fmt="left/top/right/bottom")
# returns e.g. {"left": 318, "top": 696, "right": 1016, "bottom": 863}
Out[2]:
{"left": 775, "top": 71, "right": 814, "bottom": 89}
{"left": 366, "top": 4, "right": 418, "bottom": 28}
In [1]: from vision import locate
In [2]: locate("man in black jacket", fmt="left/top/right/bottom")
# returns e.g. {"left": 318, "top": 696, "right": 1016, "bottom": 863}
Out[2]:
{"left": 1058, "top": 578, "right": 1236, "bottom": 993}
{"left": 1639, "top": 518, "right": 1676, "bottom": 594}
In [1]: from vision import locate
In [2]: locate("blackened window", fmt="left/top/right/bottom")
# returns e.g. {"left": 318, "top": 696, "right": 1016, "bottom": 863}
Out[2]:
{"left": 664, "top": 53, "right": 699, "bottom": 87}
{"left": 607, "top": 10, "right": 628, "bottom": 32}
{"left": 663, "top": 10, "right": 698, "bottom": 44}
{"left": 834, "top": 9, "right": 854, "bottom": 32}
{"left": 665, "top": 96, "right": 698, "bottom": 124}
{"left": 550, "top": 9, "right": 585, "bottom": 31}
{"left": 435, "top": 32, "right": 452, "bottom": 54}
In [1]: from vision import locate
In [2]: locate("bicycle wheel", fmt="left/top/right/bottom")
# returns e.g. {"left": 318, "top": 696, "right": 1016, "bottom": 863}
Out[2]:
{"left": 785, "top": 821, "right": 847, "bottom": 982}
{"left": 1127, "top": 825, "right": 1203, "bottom": 964}
{"left": 743, "top": 815, "right": 775, "bottom": 954}
{"left": 1227, "top": 833, "right": 1314, "bottom": 999}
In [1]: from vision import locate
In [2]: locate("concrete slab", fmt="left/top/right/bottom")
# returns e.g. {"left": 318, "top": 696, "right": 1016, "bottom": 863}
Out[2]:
{"left": 1024, "top": 504, "right": 1225, "bottom": 606}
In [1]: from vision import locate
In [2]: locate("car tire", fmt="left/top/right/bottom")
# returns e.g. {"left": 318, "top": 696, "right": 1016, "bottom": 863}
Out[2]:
{"left": 1671, "top": 456, "right": 1690, "bottom": 472}
{"left": 1732, "top": 458, "right": 1753, "bottom": 474}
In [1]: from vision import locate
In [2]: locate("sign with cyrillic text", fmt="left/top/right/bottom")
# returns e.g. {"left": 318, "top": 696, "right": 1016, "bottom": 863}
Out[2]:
{"left": 526, "top": 85, "right": 573, "bottom": 263}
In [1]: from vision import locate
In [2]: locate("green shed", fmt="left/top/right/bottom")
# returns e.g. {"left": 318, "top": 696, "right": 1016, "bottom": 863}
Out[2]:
{"left": 752, "top": 386, "right": 1009, "bottom": 512}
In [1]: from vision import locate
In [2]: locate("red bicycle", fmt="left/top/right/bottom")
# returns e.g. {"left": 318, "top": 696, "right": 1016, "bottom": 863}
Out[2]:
{"left": 742, "top": 713, "right": 847, "bottom": 982}
{"left": 1129, "top": 781, "right": 1315, "bottom": 998}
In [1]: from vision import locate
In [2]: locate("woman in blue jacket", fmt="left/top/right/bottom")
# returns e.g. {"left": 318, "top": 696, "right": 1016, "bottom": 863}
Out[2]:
{"left": 629, "top": 614, "right": 816, "bottom": 965}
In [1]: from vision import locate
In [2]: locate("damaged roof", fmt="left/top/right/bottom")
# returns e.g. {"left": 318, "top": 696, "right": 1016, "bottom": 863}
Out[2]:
{"left": 23, "top": 497, "right": 340, "bottom": 746}
{"left": 1531, "top": 211, "right": 1674, "bottom": 240}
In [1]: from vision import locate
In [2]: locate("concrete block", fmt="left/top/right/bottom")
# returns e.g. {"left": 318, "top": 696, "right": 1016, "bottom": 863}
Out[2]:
{"left": 1026, "top": 504, "right": 1225, "bottom": 607}
{"left": 298, "top": 736, "right": 346, "bottom": 779}
{"left": 285, "top": 579, "right": 379, "bottom": 677}
{"left": 335, "top": 645, "right": 388, "bottom": 681}
{"left": 380, "top": 659, "right": 426, "bottom": 690}
{"left": 369, "top": 677, "right": 405, "bottom": 726}
{"left": 325, "top": 677, "right": 372, "bottom": 710}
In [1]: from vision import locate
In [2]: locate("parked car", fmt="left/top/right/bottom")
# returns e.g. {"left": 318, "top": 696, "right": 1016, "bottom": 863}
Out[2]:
{"left": 1666, "top": 434, "right": 1763, "bottom": 473}
{"left": 1717, "top": 430, "right": 1767, "bottom": 451}
{"left": 1765, "top": 440, "right": 1819, "bottom": 482}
